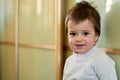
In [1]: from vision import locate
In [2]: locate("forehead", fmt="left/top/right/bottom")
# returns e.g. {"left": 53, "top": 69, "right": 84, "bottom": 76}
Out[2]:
{"left": 67, "top": 19, "right": 94, "bottom": 30}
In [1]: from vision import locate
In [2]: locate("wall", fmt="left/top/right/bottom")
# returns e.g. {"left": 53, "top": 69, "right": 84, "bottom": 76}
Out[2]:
{"left": 0, "top": 0, "right": 56, "bottom": 80}
{"left": 0, "top": 0, "right": 16, "bottom": 80}
{"left": 19, "top": 0, "right": 55, "bottom": 80}
{"left": 97, "top": 0, "right": 120, "bottom": 79}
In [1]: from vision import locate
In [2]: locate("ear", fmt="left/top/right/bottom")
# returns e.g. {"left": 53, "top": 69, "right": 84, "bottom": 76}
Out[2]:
{"left": 95, "top": 34, "right": 99, "bottom": 42}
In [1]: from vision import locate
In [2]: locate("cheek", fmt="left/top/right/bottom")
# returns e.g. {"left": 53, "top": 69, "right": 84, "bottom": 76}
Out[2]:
{"left": 85, "top": 37, "right": 97, "bottom": 45}
{"left": 68, "top": 38, "right": 74, "bottom": 46}
{"left": 68, "top": 38, "right": 72, "bottom": 44}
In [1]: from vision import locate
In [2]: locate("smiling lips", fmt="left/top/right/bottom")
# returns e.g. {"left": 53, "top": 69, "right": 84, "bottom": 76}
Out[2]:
{"left": 75, "top": 44, "right": 85, "bottom": 48}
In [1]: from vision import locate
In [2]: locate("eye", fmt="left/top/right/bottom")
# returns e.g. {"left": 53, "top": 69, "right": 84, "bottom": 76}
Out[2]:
{"left": 69, "top": 32, "right": 76, "bottom": 36}
{"left": 83, "top": 32, "right": 89, "bottom": 36}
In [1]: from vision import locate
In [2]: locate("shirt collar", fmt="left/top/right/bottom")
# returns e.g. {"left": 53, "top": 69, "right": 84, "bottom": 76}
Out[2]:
{"left": 73, "top": 46, "right": 98, "bottom": 61}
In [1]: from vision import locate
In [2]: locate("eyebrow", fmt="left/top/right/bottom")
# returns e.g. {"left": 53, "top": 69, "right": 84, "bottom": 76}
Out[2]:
{"left": 82, "top": 30, "right": 91, "bottom": 32}
{"left": 68, "top": 31, "right": 76, "bottom": 33}
{"left": 68, "top": 29, "right": 91, "bottom": 32}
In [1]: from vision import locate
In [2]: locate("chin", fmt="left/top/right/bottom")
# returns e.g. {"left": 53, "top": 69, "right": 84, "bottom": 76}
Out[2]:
{"left": 74, "top": 51, "right": 84, "bottom": 54}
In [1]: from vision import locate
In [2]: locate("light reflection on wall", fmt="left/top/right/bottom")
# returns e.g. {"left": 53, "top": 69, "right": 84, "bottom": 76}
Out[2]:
{"left": 0, "top": 0, "right": 5, "bottom": 27}
{"left": 106, "top": 0, "right": 112, "bottom": 13}
{"left": 76, "top": 0, "right": 81, "bottom": 3}
{"left": 0, "top": 0, "right": 5, "bottom": 41}
{"left": 6, "top": 0, "right": 14, "bottom": 26}
{"left": 36, "top": 0, "right": 42, "bottom": 15}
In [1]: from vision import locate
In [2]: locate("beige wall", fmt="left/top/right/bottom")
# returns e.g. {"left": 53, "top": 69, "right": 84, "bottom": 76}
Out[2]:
{"left": 0, "top": 0, "right": 56, "bottom": 80}
{"left": 19, "top": 1, "right": 55, "bottom": 80}
{"left": 0, "top": 0, "right": 16, "bottom": 80}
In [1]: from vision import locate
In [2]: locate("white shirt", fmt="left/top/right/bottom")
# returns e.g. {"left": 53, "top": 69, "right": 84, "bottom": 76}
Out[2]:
{"left": 63, "top": 46, "right": 117, "bottom": 80}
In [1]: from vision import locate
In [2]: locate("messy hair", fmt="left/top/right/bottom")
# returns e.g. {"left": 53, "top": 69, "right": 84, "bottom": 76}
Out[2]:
{"left": 65, "top": 1, "right": 101, "bottom": 35}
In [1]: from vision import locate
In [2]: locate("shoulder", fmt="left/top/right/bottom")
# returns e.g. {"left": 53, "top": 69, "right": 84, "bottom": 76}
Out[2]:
{"left": 65, "top": 54, "right": 74, "bottom": 64}
{"left": 94, "top": 48, "right": 115, "bottom": 65}
{"left": 91, "top": 47, "right": 115, "bottom": 72}
{"left": 92, "top": 47, "right": 117, "bottom": 80}
{"left": 63, "top": 54, "right": 74, "bottom": 72}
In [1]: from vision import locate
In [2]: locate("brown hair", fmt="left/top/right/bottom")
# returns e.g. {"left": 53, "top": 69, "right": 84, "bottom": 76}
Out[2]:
{"left": 65, "top": 1, "right": 101, "bottom": 36}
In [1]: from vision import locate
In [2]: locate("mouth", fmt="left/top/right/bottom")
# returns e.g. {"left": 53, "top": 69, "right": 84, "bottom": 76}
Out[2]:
{"left": 75, "top": 44, "right": 85, "bottom": 48}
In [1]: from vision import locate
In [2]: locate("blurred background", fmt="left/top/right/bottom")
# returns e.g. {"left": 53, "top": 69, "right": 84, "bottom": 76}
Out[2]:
{"left": 0, "top": 0, "right": 120, "bottom": 80}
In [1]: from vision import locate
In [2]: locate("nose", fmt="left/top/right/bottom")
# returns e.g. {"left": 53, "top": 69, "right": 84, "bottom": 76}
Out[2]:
{"left": 75, "top": 35, "right": 83, "bottom": 42}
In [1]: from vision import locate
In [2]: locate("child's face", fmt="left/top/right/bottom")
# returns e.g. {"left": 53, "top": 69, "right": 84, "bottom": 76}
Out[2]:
{"left": 67, "top": 19, "right": 99, "bottom": 54}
